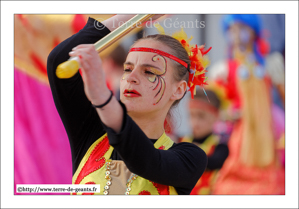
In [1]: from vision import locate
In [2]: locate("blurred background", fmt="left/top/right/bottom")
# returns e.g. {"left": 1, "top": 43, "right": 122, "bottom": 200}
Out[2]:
{"left": 14, "top": 14, "right": 285, "bottom": 195}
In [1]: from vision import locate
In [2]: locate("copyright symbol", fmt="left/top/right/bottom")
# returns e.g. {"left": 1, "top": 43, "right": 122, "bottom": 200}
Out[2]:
{"left": 17, "top": 187, "right": 22, "bottom": 192}
{"left": 94, "top": 18, "right": 106, "bottom": 30}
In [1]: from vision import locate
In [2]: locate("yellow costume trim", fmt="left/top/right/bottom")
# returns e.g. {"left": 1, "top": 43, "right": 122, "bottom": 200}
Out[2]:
{"left": 153, "top": 132, "right": 174, "bottom": 149}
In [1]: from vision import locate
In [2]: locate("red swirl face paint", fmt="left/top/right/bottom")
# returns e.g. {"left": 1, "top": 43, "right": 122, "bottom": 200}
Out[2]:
{"left": 150, "top": 55, "right": 167, "bottom": 105}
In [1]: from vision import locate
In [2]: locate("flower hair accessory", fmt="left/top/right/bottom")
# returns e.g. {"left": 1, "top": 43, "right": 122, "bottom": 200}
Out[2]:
{"left": 155, "top": 23, "right": 212, "bottom": 99}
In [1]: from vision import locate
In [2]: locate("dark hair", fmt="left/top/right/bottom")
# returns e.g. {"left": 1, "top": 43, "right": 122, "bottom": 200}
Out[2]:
{"left": 193, "top": 88, "right": 221, "bottom": 110}
{"left": 134, "top": 34, "right": 190, "bottom": 108}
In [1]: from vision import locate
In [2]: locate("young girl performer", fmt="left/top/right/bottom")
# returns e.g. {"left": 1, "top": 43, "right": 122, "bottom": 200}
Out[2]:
{"left": 47, "top": 15, "right": 210, "bottom": 195}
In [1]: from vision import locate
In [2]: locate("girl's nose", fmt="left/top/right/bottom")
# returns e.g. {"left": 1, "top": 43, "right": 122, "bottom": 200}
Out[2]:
{"left": 125, "top": 68, "right": 140, "bottom": 85}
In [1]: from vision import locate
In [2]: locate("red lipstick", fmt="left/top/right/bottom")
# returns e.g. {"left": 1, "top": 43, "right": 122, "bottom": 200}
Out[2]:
{"left": 124, "top": 89, "right": 142, "bottom": 97}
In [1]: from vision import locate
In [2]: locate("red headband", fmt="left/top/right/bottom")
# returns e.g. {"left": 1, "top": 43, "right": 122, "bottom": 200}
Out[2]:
{"left": 129, "top": 47, "right": 189, "bottom": 69}
{"left": 189, "top": 100, "right": 219, "bottom": 116}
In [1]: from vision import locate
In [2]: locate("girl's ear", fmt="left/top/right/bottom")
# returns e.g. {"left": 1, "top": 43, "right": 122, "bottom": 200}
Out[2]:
{"left": 171, "top": 80, "right": 187, "bottom": 101}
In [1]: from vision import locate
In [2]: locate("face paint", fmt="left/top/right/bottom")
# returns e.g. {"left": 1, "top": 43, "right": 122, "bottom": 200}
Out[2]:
{"left": 145, "top": 67, "right": 157, "bottom": 83}
{"left": 147, "top": 75, "right": 156, "bottom": 83}
{"left": 151, "top": 55, "right": 167, "bottom": 105}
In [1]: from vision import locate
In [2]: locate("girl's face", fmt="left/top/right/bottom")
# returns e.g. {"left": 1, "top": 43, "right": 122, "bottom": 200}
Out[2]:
{"left": 120, "top": 39, "right": 182, "bottom": 116}
{"left": 189, "top": 107, "right": 217, "bottom": 139}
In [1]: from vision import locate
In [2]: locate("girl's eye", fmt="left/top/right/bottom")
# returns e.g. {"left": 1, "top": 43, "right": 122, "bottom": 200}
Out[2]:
{"left": 145, "top": 71, "right": 155, "bottom": 75}
{"left": 124, "top": 69, "right": 132, "bottom": 72}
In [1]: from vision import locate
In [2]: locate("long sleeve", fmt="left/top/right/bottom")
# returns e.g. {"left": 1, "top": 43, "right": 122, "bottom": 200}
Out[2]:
{"left": 206, "top": 144, "right": 229, "bottom": 170}
{"left": 47, "top": 17, "right": 111, "bottom": 173}
{"left": 104, "top": 102, "right": 208, "bottom": 195}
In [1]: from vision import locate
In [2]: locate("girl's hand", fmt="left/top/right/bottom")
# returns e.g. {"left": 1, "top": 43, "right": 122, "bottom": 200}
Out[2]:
{"left": 69, "top": 44, "right": 111, "bottom": 105}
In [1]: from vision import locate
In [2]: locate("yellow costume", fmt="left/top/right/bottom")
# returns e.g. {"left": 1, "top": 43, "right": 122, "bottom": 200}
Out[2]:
{"left": 72, "top": 133, "right": 177, "bottom": 195}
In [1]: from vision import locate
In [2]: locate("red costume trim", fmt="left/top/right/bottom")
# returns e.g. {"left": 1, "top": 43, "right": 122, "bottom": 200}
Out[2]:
{"left": 82, "top": 182, "right": 96, "bottom": 195}
{"left": 158, "top": 145, "right": 165, "bottom": 150}
{"left": 74, "top": 136, "right": 110, "bottom": 184}
{"left": 138, "top": 190, "right": 151, "bottom": 195}
{"left": 150, "top": 181, "right": 170, "bottom": 195}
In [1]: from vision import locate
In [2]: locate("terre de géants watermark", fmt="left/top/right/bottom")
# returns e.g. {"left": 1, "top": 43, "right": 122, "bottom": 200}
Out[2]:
{"left": 94, "top": 17, "right": 205, "bottom": 30}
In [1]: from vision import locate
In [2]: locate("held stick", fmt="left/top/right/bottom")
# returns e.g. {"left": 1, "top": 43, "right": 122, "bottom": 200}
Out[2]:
{"left": 56, "top": 14, "right": 154, "bottom": 79}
